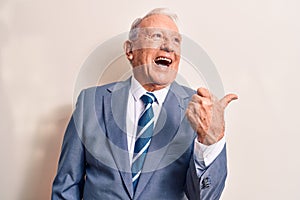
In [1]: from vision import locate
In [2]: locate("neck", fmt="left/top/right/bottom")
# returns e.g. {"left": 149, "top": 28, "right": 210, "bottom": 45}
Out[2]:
{"left": 142, "top": 83, "right": 168, "bottom": 92}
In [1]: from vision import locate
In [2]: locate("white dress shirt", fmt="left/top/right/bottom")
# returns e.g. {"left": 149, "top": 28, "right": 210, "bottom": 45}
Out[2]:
{"left": 126, "top": 77, "right": 225, "bottom": 174}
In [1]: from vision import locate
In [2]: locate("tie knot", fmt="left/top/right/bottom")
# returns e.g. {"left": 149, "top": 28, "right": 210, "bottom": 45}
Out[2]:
{"left": 140, "top": 92, "right": 156, "bottom": 105}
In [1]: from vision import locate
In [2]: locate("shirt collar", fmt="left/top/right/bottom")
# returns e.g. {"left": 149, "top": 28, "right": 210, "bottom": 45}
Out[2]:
{"left": 130, "top": 76, "right": 170, "bottom": 105}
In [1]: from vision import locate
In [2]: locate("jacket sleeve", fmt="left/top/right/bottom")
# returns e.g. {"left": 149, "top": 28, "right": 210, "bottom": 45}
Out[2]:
{"left": 185, "top": 145, "right": 227, "bottom": 200}
{"left": 52, "top": 91, "right": 86, "bottom": 200}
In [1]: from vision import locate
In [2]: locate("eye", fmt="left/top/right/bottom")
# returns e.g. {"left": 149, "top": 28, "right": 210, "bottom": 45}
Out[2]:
{"left": 151, "top": 32, "right": 163, "bottom": 41}
{"left": 173, "top": 37, "right": 181, "bottom": 45}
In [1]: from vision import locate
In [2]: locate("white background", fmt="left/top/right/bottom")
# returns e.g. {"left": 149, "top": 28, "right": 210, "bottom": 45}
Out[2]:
{"left": 0, "top": 0, "right": 300, "bottom": 199}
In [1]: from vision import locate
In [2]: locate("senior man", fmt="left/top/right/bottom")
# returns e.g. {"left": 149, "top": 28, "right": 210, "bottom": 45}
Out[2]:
{"left": 52, "top": 8, "right": 237, "bottom": 200}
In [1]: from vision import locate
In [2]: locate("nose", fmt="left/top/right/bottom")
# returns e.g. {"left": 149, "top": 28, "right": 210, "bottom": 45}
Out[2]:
{"left": 160, "top": 38, "right": 174, "bottom": 52}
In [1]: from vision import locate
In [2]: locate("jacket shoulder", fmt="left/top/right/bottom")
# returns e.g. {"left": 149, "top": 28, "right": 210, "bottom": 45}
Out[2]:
{"left": 82, "top": 82, "right": 118, "bottom": 95}
{"left": 171, "top": 81, "right": 196, "bottom": 99}
{"left": 179, "top": 85, "right": 196, "bottom": 96}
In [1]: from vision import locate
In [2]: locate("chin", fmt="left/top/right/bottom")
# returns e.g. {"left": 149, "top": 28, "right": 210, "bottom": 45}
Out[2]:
{"left": 150, "top": 76, "right": 176, "bottom": 87}
{"left": 150, "top": 71, "right": 176, "bottom": 84}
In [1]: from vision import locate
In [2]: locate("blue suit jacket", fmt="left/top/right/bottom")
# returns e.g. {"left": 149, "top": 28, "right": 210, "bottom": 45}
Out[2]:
{"left": 52, "top": 78, "right": 227, "bottom": 200}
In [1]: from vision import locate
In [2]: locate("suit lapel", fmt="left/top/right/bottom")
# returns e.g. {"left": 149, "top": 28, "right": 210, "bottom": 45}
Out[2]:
{"left": 134, "top": 82, "right": 192, "bottom": 199}
{"left": 101, "top": 79, "right": 193, "bottom": 199}
{"left": 103, "top": 79, "right": 134, "bottom": 198}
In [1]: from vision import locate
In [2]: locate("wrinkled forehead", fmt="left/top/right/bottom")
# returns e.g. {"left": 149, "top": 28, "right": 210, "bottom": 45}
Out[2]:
{"left": 138, "top": 14, "right": 179, "bottom": 33}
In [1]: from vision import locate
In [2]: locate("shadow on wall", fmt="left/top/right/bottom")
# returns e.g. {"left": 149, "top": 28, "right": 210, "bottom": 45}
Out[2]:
{"left": 19, "top": 105, "right": 72, "bottom": 200}
{"left": 0, "top": 1, "right": 15, "bottom": 198}
{"left": 0, "top": 76, "right": 14, "bottom": 200}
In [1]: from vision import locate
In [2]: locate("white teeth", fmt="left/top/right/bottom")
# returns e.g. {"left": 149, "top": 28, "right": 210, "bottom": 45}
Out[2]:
{"left": 155, "top": 57, "right": 171, "bottom": 63}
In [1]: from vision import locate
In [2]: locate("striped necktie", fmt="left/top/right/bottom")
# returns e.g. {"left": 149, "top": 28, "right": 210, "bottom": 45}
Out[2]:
{"left": 131, "top": 92, "right": 156, "bottom": 192}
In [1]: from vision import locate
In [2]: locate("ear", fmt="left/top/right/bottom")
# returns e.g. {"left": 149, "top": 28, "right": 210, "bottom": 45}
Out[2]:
{"left": 124, "top": 40, "right": 133, "bottom": 60}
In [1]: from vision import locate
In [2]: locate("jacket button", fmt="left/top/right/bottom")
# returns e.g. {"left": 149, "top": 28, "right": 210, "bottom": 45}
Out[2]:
{"left": 201, "top": 177, "right": 211, "bottom": 189}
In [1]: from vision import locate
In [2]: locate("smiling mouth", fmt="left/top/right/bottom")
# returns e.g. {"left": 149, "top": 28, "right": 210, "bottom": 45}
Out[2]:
{"left": 154, "top": 57, "right": 172, "bottom": 67}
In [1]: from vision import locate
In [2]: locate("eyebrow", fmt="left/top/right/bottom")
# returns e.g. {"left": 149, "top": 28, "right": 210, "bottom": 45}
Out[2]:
{"left": 141, "top": 28, "right": 181, "bottom": 35}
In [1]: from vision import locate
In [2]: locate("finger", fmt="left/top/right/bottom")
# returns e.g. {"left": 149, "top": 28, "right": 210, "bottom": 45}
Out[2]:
{"left": 186, "top": 108, "right": 202, "bottom": 129}
{"left": 220, "top": 93, "right": 238, "bottom": 108}
{"left": 188, "top": 101, "right": 205, "bottom": 116}
{"left": 190, "top": 96, "right": 213, "bottom": 119}
{"left": 189, "top": 101, "right": 200, "bottom": 115}
{"left": 197, "top": 88, "right": 211, "bottom": 99}
{"left": 191, "top": 94, "right": 212, "bottom": 106}
{"left": 190, "top": 94, "right": 201, "bottom": 103}
{"left": 187, "top": 101, "right": 211, "bottom": 126}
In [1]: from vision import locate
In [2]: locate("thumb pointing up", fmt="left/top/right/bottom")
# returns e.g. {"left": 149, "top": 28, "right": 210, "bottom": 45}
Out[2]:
{"left": 220, "top": 94, "right": 238, "bottom": 109}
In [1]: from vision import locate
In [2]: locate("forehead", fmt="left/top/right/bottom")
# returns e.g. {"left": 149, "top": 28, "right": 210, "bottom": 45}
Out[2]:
{"left": 138, "top": 14, "right": 179, "bottom": 33}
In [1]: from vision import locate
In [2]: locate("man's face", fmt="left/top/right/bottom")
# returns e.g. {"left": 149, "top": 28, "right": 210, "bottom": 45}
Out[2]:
{"left": 127, "top": 14, "right": 182, "bottom": 91}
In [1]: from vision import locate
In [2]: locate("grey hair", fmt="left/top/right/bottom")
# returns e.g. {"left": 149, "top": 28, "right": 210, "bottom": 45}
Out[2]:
{"left": 128, "top": 8, "right": 179, "bottom": 41}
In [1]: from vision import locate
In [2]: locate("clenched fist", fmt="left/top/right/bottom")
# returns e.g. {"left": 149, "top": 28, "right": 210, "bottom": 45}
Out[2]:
{"left": 186, "top": 88, "right": 238, "bottom": 145}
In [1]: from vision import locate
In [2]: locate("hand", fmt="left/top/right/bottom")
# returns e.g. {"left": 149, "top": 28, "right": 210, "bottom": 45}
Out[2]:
{"left": 186, "top": 88, "right": 238, "bottom": 145}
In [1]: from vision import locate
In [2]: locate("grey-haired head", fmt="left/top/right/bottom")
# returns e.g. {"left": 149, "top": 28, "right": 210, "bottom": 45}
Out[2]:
{"left": 129, "top": 8, "right": 179, "bottom": 41}
{"left": 124, "top": 8, "right": 181, "bottom": 92}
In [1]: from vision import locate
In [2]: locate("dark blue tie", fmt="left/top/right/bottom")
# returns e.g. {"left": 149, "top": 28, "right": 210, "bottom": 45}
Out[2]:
{"left": 131, "top": 92, "right": 156, "bottom": 192}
